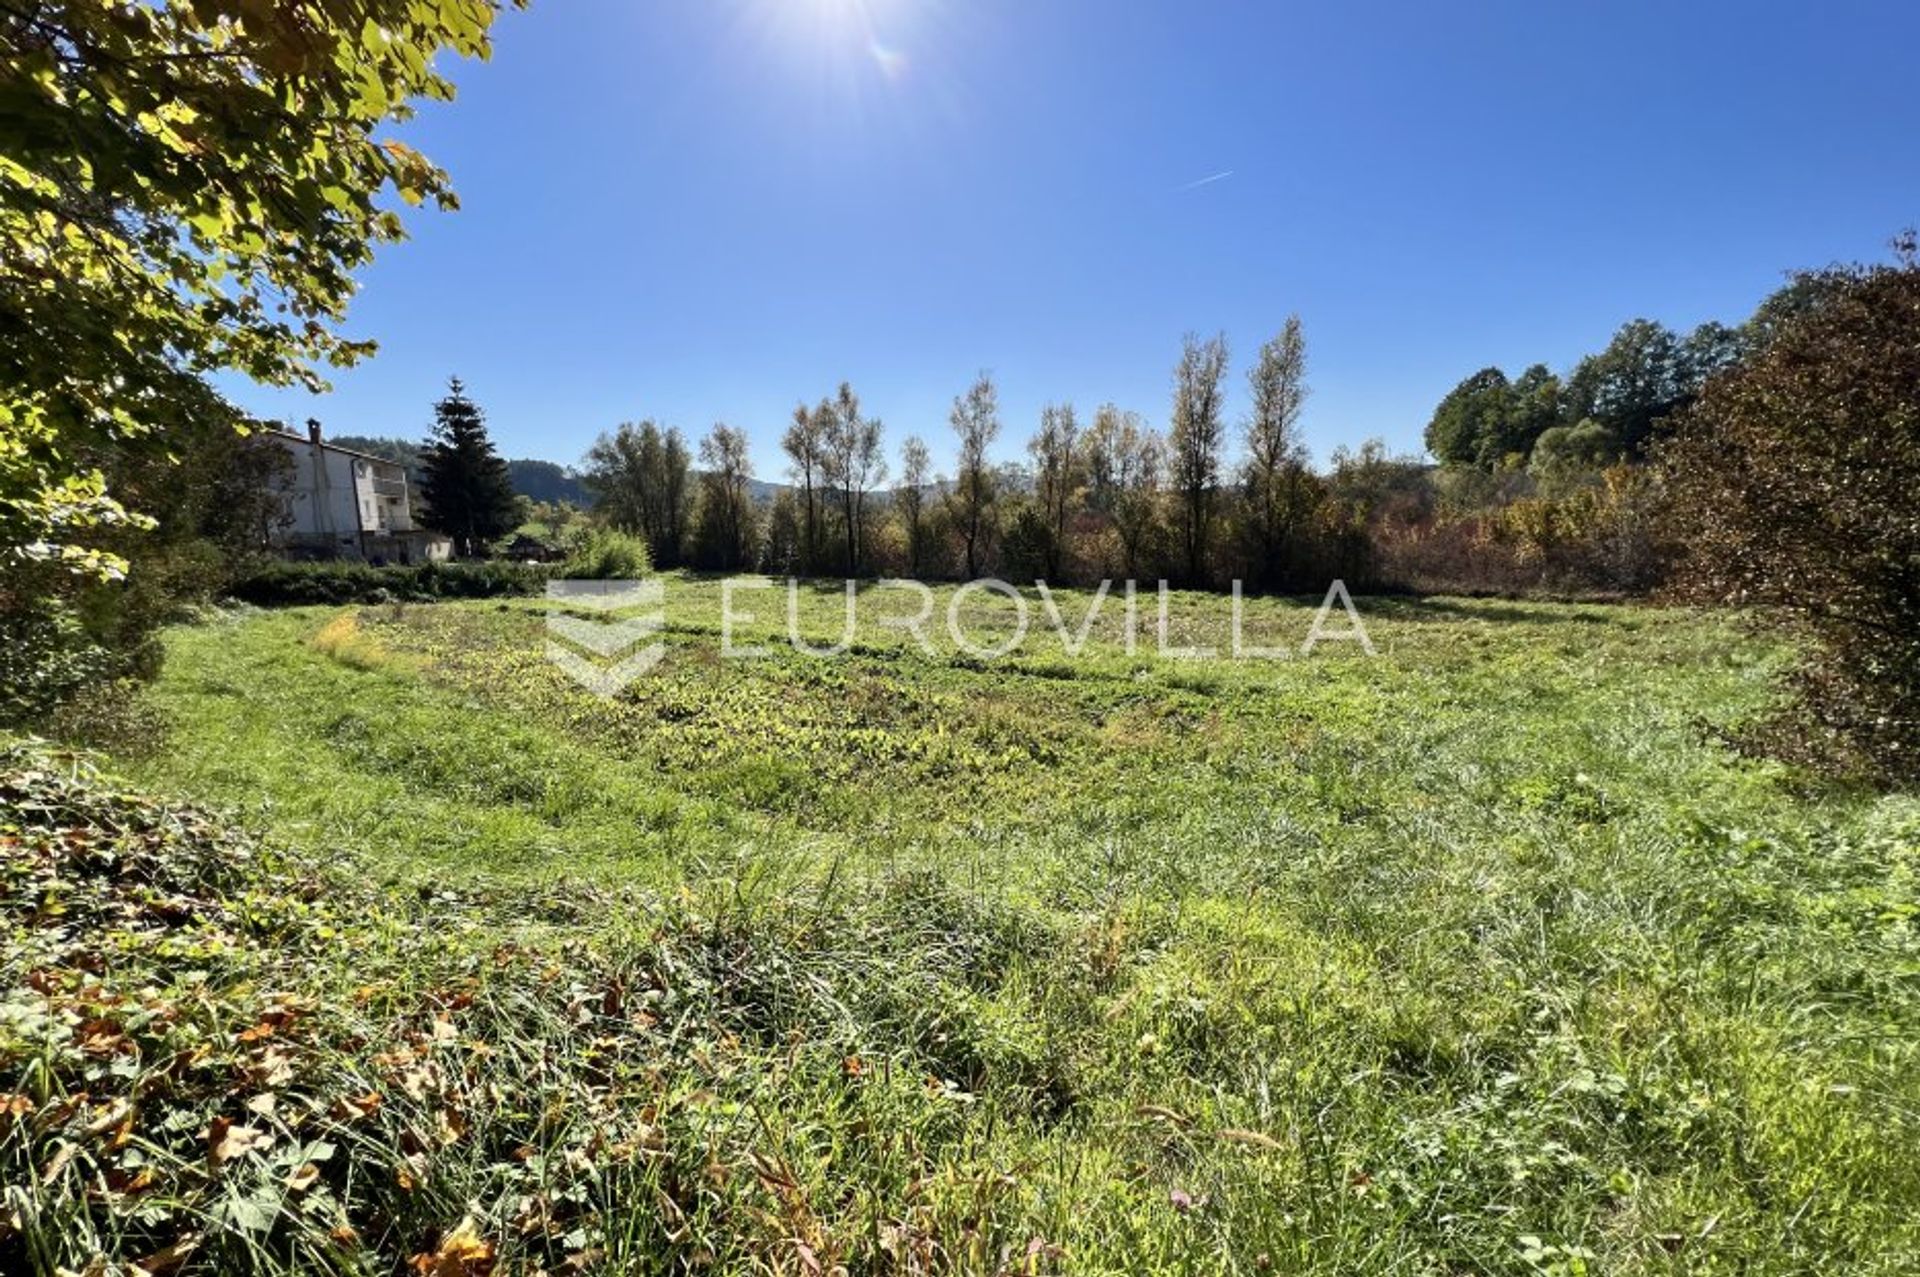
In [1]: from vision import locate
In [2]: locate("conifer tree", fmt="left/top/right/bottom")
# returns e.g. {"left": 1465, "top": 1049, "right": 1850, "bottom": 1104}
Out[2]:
{"left": 419, "top": 378, "right": 518, "bottom": 558}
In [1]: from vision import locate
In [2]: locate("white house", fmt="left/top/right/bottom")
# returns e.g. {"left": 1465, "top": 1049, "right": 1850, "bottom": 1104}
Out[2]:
{"left": 265, "top": 422, "right": 451, "bottom": 563}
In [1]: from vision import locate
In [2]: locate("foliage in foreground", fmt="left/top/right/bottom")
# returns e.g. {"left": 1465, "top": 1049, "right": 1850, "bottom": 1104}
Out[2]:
{"left": 3, "top": 743, "right": 1074, "bottom": 1274}
{"left": 0, "top": 0, "right": 509, "bottom": 576}
{"left": 1661, "top": 234, "right": 1920, "bottom": 784}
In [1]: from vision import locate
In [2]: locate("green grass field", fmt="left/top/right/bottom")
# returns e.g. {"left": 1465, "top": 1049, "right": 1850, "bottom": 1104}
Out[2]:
{"left": 9, "top": 578, "right": 1920, "bottom": 1273}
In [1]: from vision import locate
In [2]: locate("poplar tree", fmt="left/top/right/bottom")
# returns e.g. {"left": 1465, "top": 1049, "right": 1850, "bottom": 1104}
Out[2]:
{"left": 1242, "top": 317, "right": 1312, "bottom": 587}
{"left": 946, "top": 373, "right": 1002, "bottom": 578}
{"left": 1168, "top": 333, "right": 1230, "bottom": 585}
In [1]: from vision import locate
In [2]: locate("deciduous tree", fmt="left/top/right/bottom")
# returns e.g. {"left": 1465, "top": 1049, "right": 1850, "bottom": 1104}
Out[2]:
{"left": 584, "top": 420, "right": 691, "bottom": 568}
{"left": 1029, "top": 403, "right": 1081, "bottom": 580}
{"left": 1, "top": 0, "right": 514, "bottom": 578}
{"left": 1492, "top": 363, "right": 1562, "bottom": 465}
{"left": 895, "top": 435, "right": 932, "bottom": 577}
{"left": 693, "top": 423, "right": 756, "bottom": 570}
{"left": 945, "top": 373, "right": 1001, "bottom": 578}
{"left": 1107, "top": 416, "right": 1163, "bottom": 579}
{"left": 1660, "top": 235, "right": 1920, "bottom": 782}
{"left": 819, "top": 382, "right": 885, "bottom": 575}
{"left": 1424, "top": 367, "right": 1511, "bottom": 468}
{"left": 781, "top": 403, "right": 827, "bottom": 573}
{"left": 1242, "top": 318, "right": 1312, "bottom": 587}
{"left": 1563, "top": 319, "right": 1686, "bottom": 457}
{"left": 1168, "top": 333, "right": 1229, "bottom": 585}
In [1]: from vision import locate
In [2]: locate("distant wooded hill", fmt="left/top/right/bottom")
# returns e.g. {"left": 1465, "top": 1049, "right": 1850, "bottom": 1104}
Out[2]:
{"left": 329, "top": 436, "right": 591, "bottom": 506}
{"left": 505, "top": 459, "right": 591, "bottom": 505}
{"left": 328, "top": 435, "right": 785, "bottom": 508}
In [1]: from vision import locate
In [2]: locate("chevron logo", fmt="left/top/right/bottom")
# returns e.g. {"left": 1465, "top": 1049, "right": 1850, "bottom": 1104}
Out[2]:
{"left": 544, "top": 579, "right": 666, "bottom": 697}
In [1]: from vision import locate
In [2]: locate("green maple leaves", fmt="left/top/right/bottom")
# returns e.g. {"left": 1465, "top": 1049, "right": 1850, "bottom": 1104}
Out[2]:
{"left": 1, "top": 1, "right": 523, "bottom": 575}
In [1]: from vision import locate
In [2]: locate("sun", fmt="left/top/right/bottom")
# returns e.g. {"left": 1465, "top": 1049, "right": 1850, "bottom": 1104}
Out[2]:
{"left": 742, "top": 0, "right": 921, "bottom": 84}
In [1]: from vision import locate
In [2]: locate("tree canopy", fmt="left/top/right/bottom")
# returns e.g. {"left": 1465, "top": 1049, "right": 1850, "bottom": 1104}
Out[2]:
{"left": 1660, "top": 236, "right": 1920, "bottom": 782}
{"left": 584, "top": 420, "right": 692, "bottom": 568}
{"left": 1, "top": 0, "right": 516, "bottom": 577}
{"left": 1425, "top": 315, "right": 1762, "bottom": 472}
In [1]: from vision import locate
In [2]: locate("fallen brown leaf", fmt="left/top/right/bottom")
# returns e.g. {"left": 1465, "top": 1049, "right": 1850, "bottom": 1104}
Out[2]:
{"left": 207, "top": 1116, "right": 272, "bottom": 1166}
{"left": 410, "top": 1219, "right": 496, "bottom": 1277}
{"left": 132, "top": 1231, "right": 200, "bottom": 1276}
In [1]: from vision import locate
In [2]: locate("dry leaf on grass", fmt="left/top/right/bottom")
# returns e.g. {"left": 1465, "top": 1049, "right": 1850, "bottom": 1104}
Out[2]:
{"left": 410, "top": 1219, "right": 497, "bottom": 1277}
{"left": 207, "top": 1116, "right": 272, "bottom": 1166}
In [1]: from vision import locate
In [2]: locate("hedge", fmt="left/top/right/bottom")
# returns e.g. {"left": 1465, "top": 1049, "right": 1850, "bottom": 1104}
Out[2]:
{"left": 226, "top": 560, "right": 550, "bottom": 606}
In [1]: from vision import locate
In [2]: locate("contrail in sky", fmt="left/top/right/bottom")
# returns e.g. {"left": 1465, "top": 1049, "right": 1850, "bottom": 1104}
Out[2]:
{"left": 1176, "top": 170, "right": 1235, "bottom": 192}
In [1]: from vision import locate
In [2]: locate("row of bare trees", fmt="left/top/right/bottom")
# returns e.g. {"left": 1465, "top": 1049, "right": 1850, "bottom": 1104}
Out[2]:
{"left": 770, "top": 321, "right": 1318, "bottom": 588}
{"left": 587, "top": 320, "right": 1337, "bottom": 589}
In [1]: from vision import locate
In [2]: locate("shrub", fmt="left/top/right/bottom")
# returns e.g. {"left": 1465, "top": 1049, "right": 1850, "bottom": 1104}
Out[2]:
{"left": 560, "top": 528, "right": 652, "bottom": 579}
{"left": 1660, "top": 234, "right": 1920, "bottom": 783}
{"left": 227, "top": 560, "right": 548, "bottom": 607}
{"left": 0, "top": 583, "right": 124, "bottom": 725}
{"left": 0, "top": 554, "right": 175, "bottom": 730}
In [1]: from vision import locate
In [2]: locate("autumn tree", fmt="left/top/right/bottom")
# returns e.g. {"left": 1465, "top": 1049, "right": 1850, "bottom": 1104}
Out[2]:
{"left": 1660, "top": 235, "right": 1920, "bottom": 783}
{"left": 693, "top": 423, "right": 756, "bottom": 570}
{"left": 895, "top": 435, "right": 933, "bottom": 577}
{"left": 418, "top": 379, "right": 518, "bottom": 558}
{"left": 1167, "top": 332, "right": 1230, "bottom": 585}
{"left": 818, "top": 382, "right": 886, "bottom": 575}
{"left": 1029, "top": 403, "right": 1081, "bottom": 580}
{"left": 945, "top": 373, "right": 1001, "bottom": 578}
{"left": 584, "top": 421, "right": 692, "bottom": 568}
{"left": 1242, "top": 317, "right": 1312, "bottom": 587}
{"left": 780, "top": 402, "right": 828, "bottom": 573}
{"left": 1105, "top": 414, "right": 1164, "bottom": 579}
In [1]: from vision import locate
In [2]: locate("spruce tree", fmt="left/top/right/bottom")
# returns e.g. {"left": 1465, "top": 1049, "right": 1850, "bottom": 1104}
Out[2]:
{"left": 418, "top": 378, "right": 518, "bottom": 558}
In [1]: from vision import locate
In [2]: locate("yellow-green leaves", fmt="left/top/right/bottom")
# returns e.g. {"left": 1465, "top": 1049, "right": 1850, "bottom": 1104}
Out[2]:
{"left": 0, "top": 0, "right": 515, "bottom": 574}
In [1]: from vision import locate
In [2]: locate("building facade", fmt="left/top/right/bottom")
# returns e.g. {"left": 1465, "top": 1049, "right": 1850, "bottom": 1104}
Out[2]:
{"left": 265, "top": 423, "right": 451, "bottom": 563}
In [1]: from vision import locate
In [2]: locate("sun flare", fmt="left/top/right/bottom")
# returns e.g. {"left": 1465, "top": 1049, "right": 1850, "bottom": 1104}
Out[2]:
{"left": 747, "top": 0, "right": 924, "bottom": 83}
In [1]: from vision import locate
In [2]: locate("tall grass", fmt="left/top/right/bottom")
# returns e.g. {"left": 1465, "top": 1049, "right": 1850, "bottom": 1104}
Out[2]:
{"left": 13, "top": 580, "right": 1916, "bottom": 1273}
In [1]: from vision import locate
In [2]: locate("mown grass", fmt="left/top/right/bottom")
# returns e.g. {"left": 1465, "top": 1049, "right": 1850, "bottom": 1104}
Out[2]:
{"left": 6, "top": 576, "right": 1918, "bottom": 1273}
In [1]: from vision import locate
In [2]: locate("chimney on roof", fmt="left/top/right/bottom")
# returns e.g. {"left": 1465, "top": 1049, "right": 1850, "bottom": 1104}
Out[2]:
{"left": 306, "top": 418, "right": 323, "bottom": 447}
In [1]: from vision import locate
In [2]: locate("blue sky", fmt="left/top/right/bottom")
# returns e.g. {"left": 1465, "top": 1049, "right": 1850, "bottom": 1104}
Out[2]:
{"left": 225, "top": 0, "right": 1920, "bottom": 476}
